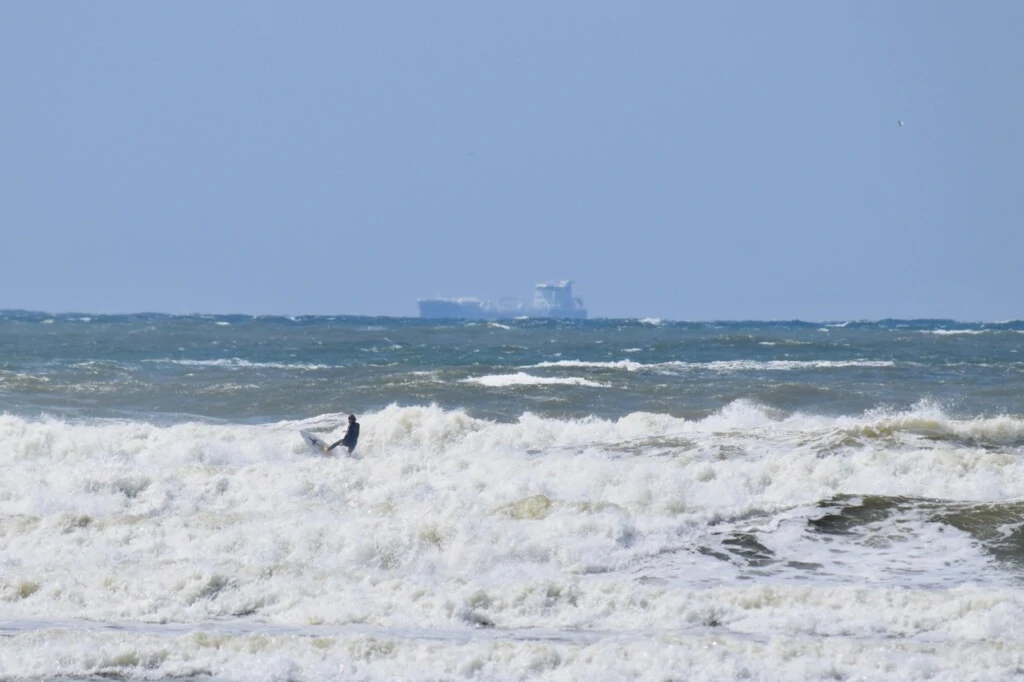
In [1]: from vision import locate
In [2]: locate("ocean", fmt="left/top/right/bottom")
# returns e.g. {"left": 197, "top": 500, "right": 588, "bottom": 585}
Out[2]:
{"left": 2, "top": 311, "right": 1024, "bottom": 681}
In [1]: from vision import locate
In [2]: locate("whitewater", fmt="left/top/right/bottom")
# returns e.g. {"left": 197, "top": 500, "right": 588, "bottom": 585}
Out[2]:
{"left": 2, "top": 313, "right": 1024, "bottom": 680}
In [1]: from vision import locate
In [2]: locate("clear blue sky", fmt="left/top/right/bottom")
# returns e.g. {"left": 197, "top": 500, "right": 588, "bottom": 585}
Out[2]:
{"left": 2, "top": 2, "right": 1021, "bottom": 320}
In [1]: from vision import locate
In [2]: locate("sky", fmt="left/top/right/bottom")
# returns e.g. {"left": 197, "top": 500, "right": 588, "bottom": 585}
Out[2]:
{"left": 2, "top": 2, "right": 1021, "bottom": 321}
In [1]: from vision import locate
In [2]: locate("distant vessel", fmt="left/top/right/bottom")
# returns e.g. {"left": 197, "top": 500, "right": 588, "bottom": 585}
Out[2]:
{"left": 418, "top": 280, "right": 588, "bottom": 320}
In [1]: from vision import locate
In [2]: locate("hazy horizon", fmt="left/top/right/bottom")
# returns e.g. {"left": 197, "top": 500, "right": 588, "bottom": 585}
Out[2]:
{"left": 4, "top": 307, "right": 1023, "bottom": 325}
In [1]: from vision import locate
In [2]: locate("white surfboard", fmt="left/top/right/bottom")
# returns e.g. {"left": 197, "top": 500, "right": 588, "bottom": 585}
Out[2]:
{"left": 300, "top": 430, "right": 329, "bottom": 456}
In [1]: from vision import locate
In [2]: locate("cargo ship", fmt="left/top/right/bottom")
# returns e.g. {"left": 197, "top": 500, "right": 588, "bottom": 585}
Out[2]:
{"left": 417, "top": 280, "right": 587, "bottom": 320}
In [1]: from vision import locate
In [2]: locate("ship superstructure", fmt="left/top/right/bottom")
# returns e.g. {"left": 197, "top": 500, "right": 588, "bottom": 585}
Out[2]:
{"left": 418, "top": 281, "right": 587, "bottom": 320}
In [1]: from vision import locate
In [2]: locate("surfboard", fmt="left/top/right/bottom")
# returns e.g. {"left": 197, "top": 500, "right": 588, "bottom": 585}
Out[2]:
{"left": 300, "top": 430, "right": 329, "bottom": 456}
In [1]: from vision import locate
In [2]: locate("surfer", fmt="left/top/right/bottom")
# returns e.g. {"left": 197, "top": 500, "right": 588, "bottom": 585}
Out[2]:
{"left": 326, "top": 414, "right": 360, "bottom": 454}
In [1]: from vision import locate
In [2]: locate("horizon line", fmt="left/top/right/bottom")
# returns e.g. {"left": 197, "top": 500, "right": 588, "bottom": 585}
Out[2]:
{"left": 1, "top": 308, "right": 1020, "bottom": 326}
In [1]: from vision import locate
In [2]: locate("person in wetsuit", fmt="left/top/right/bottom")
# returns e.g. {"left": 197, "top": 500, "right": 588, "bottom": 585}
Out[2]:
{"left": 326, "top": 414, "right": 360, "bottom": 454}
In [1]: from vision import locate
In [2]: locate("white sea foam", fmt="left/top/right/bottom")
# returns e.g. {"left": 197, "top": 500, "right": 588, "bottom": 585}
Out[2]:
{"left": 925, "top": 329, "right": 986, "bottom": 335}
{"left": 3, "top": 613, "right": 1021, "bottom": 682}
{"left": 149, "top": 358, "right": 333, "bottom": 371}
{"left": 3, "top": 404, "right": 1024, "bottom": 679}
{"left": 462, "top": 372, "right": 608, "bottom": 388}
{"left": 531, "top": 359, "right": 648, "bottom": 372}
{"left": 704, "top": 359, "right": 896, "bottom": 371}
{"left": 528, "top": 359, "right": 896, "bottom": 373}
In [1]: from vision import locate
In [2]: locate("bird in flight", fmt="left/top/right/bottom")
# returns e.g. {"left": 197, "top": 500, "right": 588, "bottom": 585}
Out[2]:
{"left": 897, "top": 120, "right": 905, "bottom": 127}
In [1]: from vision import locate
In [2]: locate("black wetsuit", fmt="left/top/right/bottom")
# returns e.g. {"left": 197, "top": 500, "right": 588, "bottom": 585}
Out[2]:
{"left": 328, "top": 422, "right": 360, "bottom": 454}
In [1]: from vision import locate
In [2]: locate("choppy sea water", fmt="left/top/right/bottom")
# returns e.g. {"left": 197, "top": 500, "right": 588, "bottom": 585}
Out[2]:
{"left": 2, "top": 312, "right": 1024, "bottom": 681}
